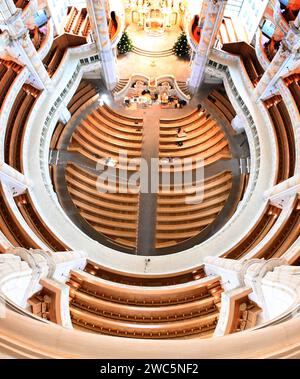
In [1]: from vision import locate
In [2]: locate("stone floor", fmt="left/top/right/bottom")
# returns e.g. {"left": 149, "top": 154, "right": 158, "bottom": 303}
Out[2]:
{"left": 117, "top": 24, "right": 191, "bottom": 81}
{"left": 128, "top": 23, "right": 181, "bottom": 51}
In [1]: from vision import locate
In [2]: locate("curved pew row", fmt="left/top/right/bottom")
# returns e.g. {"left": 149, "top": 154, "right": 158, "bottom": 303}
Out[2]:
{"left": 14, "top": 192, "right": 69, "bottom": 251}
{"left": 221, "top": 204, "right": 282, "bottom": 260}
{"left": 64, "top": 6, "right": 119, "bottom": 40}
{"left": 43, "top": 34, "right": 87, "bottom": 78}
{"left": 159, "top": 108, "right": 231, "bottom": 173}
{"left": 251, "top": 197, "right": 300, "bottom": 260}
{"left": 0, "top": 184, "right": 39, "bottom": 250}
{"left": 222, "top": 42, "right": 264, "bottom": 87}
{"left": 68, "top": 104, "right": 143, "bottom": 172}
{"left": 65, "top": 163, "right": 139, "bottom": 250}
{"left": 0, "top": 59, "right": 23, "bottom": 111}
{"left": 207, "top": 89, "right": 236, "bottom": 124}
{"left": 84, "top": 261, "right": 206, "bottom": 286}
{"left": 50, "top": 80, "right": 98, "bottom": 151}
{"left": 155, "top": 171, "right": 233, "bottom": 249}
{"left": 284, "top": 73, "right": 300, "bottom": 115}
{"left": 222, "top": 197, "right": 300, "bottom": 262}
{"left": 264, "top": 95, "right": 296, "bottom": 184}
{"left": 67, "top": 270, "right": 222, "bottom": 339}
{"left": 4, "top": 84, "right": 40, "bottom": 173}
{"left": 0, "top": 185, "right": 69, "bottom": 251}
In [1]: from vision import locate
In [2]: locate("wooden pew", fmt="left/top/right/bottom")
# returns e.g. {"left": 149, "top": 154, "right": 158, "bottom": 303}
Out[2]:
{"left": 264, "top": 95, "right": 296, "bottom": 184}
{"left": 156, "top": 171, "right": 232, "bottom": 248}
{"left": 5, "top": 84, "right": 40, "bottom": 173}
{"left": 221, "top": 204, "right": 281, "bottom": 260}
{"left": 84, "top": 261, "right": 206, "bottom": 286}
{"left": 0, "top": 184, "right": 40, "bottom": 249}
{"left": 15, "top": 192, "right": 69, "bottom": 251}
{"left": 65, "top": 163, "right": 139, "bottom": 250}
{"left": 67, "top": 270, "right": 221, "bottom": 339}
{"left": 252, "top": 197, "right": 300, "bottom": 260}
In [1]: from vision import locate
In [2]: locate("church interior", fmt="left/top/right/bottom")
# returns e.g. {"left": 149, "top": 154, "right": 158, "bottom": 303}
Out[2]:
{"left": 0, "top": 0, "right": 300, "bottom": 359}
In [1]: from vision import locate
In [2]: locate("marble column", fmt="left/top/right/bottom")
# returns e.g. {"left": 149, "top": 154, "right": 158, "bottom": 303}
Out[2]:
{"left": 189, "top": 0, "right": 227, "bottom": 93}
{"left": 0, "top": 0, "right": 51, "bottom": 89}
{"left": 0, "top": 161, "right": 30, "bottom": 196}
{"left": 254, "top": 20, "right": 300, "bottom": 101}
{"left": 58, "top": 104, "right": 72, "bottom": 125}
{"left": 86, "top": 0, "right": 118, "bottom": 90}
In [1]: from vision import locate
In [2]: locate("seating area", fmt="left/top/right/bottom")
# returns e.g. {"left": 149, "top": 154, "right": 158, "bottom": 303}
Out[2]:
{"left": 65, "top": 163, "right": 139, "bottom": 250}
{"left": 50, "top": 80, "right": 98, "bottom": 151}
{"left": 264, "top": 95, "right": 296, "bottom": 184}
{"left": 284, "top": 73, "right": 300, "bottom": 114}
{"left": 0, "top": 184, "right": 39, "bottom": 250}
{"left": 207, "top": 89, "right": 236, "bottom": 123}
{"left": 64, "top": 6, "right": 119, "bottom": 40}
{"left": 230, "top": 297, "right": 262, "bottom": 334}
{"left": 156, "top": 171, "right": 233, "bottom": 249}
{"left": 84, "top": 261, "right": 206, "bottom": 286}
{"left": 252, "top": 197, "right": 300, "bottom": 260}
{"left": 0, "top": 59, "right": 23, "bottom": 111}
{"left": 64, "top": 6, "right": 91, "bottom": 38}
{"left": 159, "top": 107, "right": 231, "bottom": 172}
{"left": 222, "top": 204, "right": 282, "bottom": 260}
{"left": 43, "top": 34, "right": 87, "bottom": 77}
{"left": 14, "top": 192, "right": 69, "bottom": 251}
{"left": 222, "top": 42, "right": 265, "bottom": 87}
{"left": 67, "top": 270, "right": 222, "bottom": 339}
{"left": 4, "top": 84, "right": 40, "bottom": 173}
{"left": 68, "top": 103, "right": 143, "bottom": 171}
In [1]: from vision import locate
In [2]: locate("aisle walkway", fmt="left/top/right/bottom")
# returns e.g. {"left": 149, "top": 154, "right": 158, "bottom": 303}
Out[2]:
{"left": 50, "top": 80, "right": 249, "bottom": 256}
{"left": 136, "top": 108, "right": 161, "bottom": 256}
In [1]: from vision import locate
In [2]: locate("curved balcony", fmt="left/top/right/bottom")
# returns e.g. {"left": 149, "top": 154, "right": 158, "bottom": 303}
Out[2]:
{"left": 186, "top": 15, "right": 200, "bottom": 52}
{"left": 109, "top": 15, "right": 123, "bottom": 48}
{"left": 255, "top": 29, "right": 270, "bottom": 71}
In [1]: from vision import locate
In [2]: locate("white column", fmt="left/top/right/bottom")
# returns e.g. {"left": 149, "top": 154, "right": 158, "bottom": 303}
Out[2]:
{"left": 253, "top": 22, "right": 300, "bottom": 101}
{"left": 0, "top": 0, "right": 16, "bottom": 20}
{"left": 189, "top": 0, "right": 227, "bottom": 93}
{"left": 0, "top": 0, "right": 51, "bottom": 90}
{"left": 86, "top": 0, "right": 118, "bottom": 90}
{"left": 58, "top": 104, "right": 71, "bottom": 125}
{"left": 0, "top": 161, "right": 30, "bottom": 196}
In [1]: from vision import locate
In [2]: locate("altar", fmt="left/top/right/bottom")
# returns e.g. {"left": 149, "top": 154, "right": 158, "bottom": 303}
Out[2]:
{"left": 124, "top": 0, "right": 185, "bottom": 34}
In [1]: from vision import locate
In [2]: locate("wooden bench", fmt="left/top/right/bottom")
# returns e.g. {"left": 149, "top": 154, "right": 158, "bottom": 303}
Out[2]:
{"left": 156, "top": 172, "right": 232, "bottom": 248}
{"left": 264, "top": 95, "right": 296, "bottom": 184}
{"left": 65, "top": 164, "right": 139, "bottom": 250}
{"left": 5, "top": 84, "right": 40, "bottom": 173}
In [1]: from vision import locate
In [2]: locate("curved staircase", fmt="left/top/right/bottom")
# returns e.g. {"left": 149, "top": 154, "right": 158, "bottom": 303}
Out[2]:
{"left": 177, "top": 80, "right": 192, "bottom": 98}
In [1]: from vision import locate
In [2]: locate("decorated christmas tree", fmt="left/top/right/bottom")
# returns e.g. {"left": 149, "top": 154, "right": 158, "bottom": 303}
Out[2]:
{"left": 173, "top": 32, "right": 190, "bottom": 58}
{"left": 117, "top": 31, "right": 133, "bottom": 54}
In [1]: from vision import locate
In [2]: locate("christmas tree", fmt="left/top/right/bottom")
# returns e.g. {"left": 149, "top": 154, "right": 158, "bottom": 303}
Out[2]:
{"left": 173, "top": 32, "right": 190, "bottom": 58}
{"left": 117, "top": 31, "right": 133, "bottom": 54}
